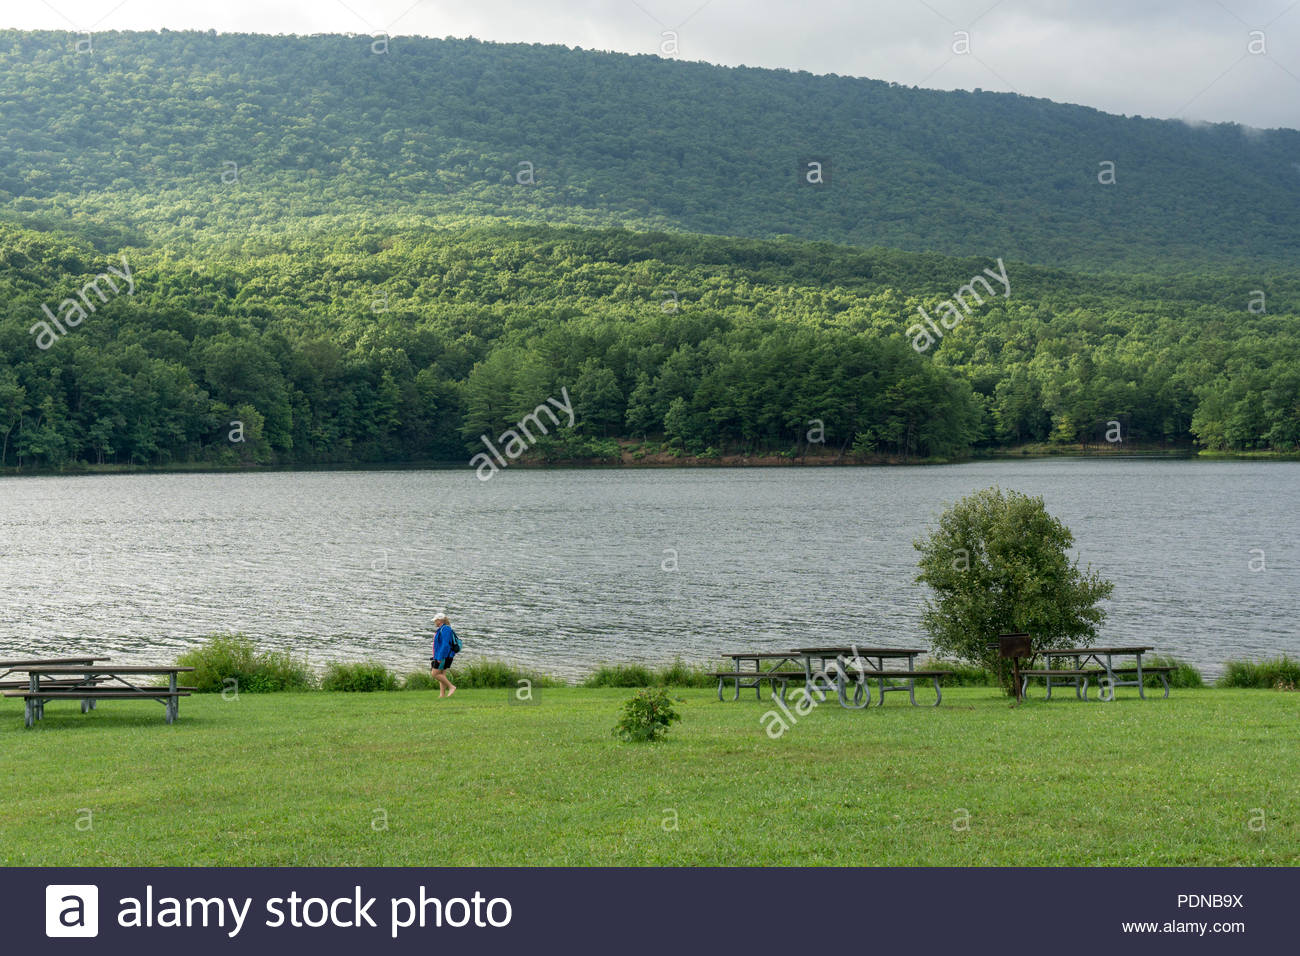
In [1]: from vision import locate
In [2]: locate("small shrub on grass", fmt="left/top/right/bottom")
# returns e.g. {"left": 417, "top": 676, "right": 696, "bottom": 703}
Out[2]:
{"left": 584, "top": 663, "right": 654, "bottom": 688}
{"left": 1217, "top": 656, "right": 1300, "bottom": 689}
{"left": 613, "top": 688, "right": 681, "bottom": 743}
{"left": 321, "top": 661, "right": 399, "bottom": 692}
{"left": 176, "top": 634, "right": 315, "bottom": 693}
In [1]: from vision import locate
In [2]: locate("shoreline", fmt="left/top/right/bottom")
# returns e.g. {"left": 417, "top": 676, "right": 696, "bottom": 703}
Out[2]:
{"left": 2, "top": 444, "right": 1293, "bottom": 480}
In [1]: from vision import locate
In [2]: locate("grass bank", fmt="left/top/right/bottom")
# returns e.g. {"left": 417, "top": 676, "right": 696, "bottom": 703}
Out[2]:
{"left": 0, "top": 687, "right": 1294, "bottom": 867}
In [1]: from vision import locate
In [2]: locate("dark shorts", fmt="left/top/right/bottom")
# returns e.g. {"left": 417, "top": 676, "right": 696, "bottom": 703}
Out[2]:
{"left": 431, "top": 656, "right": 455, "bottom": 671}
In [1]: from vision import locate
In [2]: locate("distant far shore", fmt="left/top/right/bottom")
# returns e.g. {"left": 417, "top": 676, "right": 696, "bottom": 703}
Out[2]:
{"left": 2, "top": 442, "right": 1297, "bottom": 479}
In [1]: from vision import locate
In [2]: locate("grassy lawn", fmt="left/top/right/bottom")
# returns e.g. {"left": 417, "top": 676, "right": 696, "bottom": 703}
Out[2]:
{"left": 0, "top": 687, "right": 1295, "bottom": 866}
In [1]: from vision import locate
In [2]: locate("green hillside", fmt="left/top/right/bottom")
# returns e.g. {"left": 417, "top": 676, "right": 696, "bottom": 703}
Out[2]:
{"left": 2, "top": 220, "right": 1297, "bottom": 470}
{"left": 2, "top": 30, "right": 1299, "bottom": 271}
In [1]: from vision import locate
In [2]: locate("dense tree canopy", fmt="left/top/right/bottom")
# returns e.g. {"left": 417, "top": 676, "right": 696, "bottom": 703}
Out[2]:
{"left": 1, "top": 221, "right": 1297, "bottom": 470}
{"left": 1, "top": 30, "right": 1298, "bottom": 272}
{"left": 0, "top": 30, "right": 1295, "bottom": 471}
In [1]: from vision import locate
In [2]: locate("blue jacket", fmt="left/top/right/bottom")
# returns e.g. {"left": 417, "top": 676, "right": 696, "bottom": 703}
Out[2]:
{"left": 433, "top": 624, "right": 457, "bottom": 660}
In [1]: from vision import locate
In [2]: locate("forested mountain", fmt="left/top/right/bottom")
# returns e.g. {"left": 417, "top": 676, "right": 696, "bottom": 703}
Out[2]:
{"left": 2, "top": 220, "right": 1296, "bottom": 469}
{"left": 2, "top": 29, "right": 1299, "bottom": 272}
{"left": 0, "top": 29, "right": 1296, "bottom": 470}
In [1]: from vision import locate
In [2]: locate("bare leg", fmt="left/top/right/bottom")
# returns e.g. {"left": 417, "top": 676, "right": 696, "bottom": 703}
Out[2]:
{"left": 432, "top": 667, "right": 456, "bottom": 697}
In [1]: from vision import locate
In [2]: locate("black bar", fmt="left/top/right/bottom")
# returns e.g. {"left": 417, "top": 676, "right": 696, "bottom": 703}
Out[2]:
{"left": 8, "top": 867, "right": 1286, "bottom": 953}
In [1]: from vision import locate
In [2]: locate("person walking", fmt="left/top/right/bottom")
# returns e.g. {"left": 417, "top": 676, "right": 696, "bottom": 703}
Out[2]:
{"left": 430, "top": 612, "right": 459, "bottom": 698}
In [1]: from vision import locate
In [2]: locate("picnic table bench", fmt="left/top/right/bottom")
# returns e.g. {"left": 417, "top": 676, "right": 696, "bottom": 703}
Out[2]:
{"left": 797, "top": 647, "right": 949, "bottom": 708}
{"left": 0, "top": 657, "right": 111, "bottom": 706}
{"left": 3, "top": 664, "right": 195, "bottom": 727}
{"left": 718, "top": 647, "right": 951, "bottom": 708}
{"left": 715, "top": 652, "right": 805, "bottom": 701}
{"left": 836, "top": 668, "right": 953, "bottom": 708}
{"left": 1018, "top": 646, "right": 1171, "bottom": 701}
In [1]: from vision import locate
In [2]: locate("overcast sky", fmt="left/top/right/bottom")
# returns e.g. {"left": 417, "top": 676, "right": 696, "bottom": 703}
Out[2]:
{"left": 7, "top": 1, "right": 1299, "bottom": 129}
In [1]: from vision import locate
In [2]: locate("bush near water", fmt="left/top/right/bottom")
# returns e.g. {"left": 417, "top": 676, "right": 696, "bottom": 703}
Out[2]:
{"left": 173, "top": 635, "right": 1275, "bottom": 694}
{"left": 1216, "top": 656, "right": 1300, "bottom": 689}
{"left": 175, "top": 634, "right": 314, "bottom": 693}
{"left": 320, "top": 661, "right": 400, "bottom": 692}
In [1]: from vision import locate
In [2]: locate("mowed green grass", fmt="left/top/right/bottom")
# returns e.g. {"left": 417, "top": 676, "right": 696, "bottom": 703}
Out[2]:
{"left": 1, "top": 687, "right": 1295, "bottom": 866}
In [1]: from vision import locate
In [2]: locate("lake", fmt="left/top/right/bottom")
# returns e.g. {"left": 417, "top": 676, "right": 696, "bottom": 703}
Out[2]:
{"left": 0, "top": 460, "right": 1295, "bottom": 680}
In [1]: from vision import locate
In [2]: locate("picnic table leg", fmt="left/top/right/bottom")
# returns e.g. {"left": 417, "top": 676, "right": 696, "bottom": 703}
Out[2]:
{"left": 23, "top": 697, "right": 34, "bottom": 729}
{"left": 167, "top": 672, "right": 178, "bottom": 723}
{"left": 1098, "top": 655, "right": 1116, "bottom": 701}
{"left": 836, "top": 670, "right": 869, "bottom": 710}
{"left": 28, "top": 674, "right": 43, "bottom": 723}
{"left": 842, "top": 658, "right": 868, "bottom": 708}
{"left": 1136, "top": 653, "right": 1146, "bottom": 700}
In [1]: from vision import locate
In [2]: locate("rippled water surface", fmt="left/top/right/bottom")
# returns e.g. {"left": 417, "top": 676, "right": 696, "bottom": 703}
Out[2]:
{"left": 1, "top": 461, "right": 1296, "bottom": 679}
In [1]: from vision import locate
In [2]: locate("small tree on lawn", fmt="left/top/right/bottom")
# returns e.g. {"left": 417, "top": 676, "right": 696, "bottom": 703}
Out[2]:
{"left": 914, "top": 487, "right": 1114, "bottom": 694}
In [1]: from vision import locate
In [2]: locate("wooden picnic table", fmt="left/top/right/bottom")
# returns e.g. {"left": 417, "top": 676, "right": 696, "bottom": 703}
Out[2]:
{"left": 0, "top": 657, "right": 110, "bottom": 692}
{"left": 1028, "top": 646, "right": 1166, "bottom": 701}
{"left": 0, "top": 657, "right": 109, "bottom": 668}
{"left": 3, "top": 664, "right": 194, "bottom": 727}
{"left": 717, "top": 651, "right": 806, "bottom": 701}
{"left": 795, "top": 647, "right": 942, "bottom": 708}
{"left": 717, "top": 647, "right": 948, "bottom": 708}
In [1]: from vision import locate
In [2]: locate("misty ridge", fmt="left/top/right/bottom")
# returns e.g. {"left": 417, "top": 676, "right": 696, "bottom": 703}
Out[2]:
{"left": 2, "top": 29, "right": 1299, "bottom": 271}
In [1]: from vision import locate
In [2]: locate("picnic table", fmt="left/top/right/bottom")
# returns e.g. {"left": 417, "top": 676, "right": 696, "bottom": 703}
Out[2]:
{"left": 0, "top": 657, "right": 108, "bottom": 680}
{"left": 715, "top": 647, "right": 949, "bottom": 708}
{"left": 796, "top": 646, "right": 947, "bottom": 708}
{"left": 0, "top": 657, "right": 111, "bottom": 698}
{"left": 3, "top": 664, "right": 195, "bottom": 728}
{"left": 715, "top": 652, "right": 806, "bottom": 701}
{"left": 1020, "top": 646, "right": 1171, "bottom": 701}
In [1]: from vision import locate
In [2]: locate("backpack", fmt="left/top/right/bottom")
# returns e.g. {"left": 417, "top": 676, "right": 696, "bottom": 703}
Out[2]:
{"left": 447, "top": 626, "right": 463, "bottom": 654}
